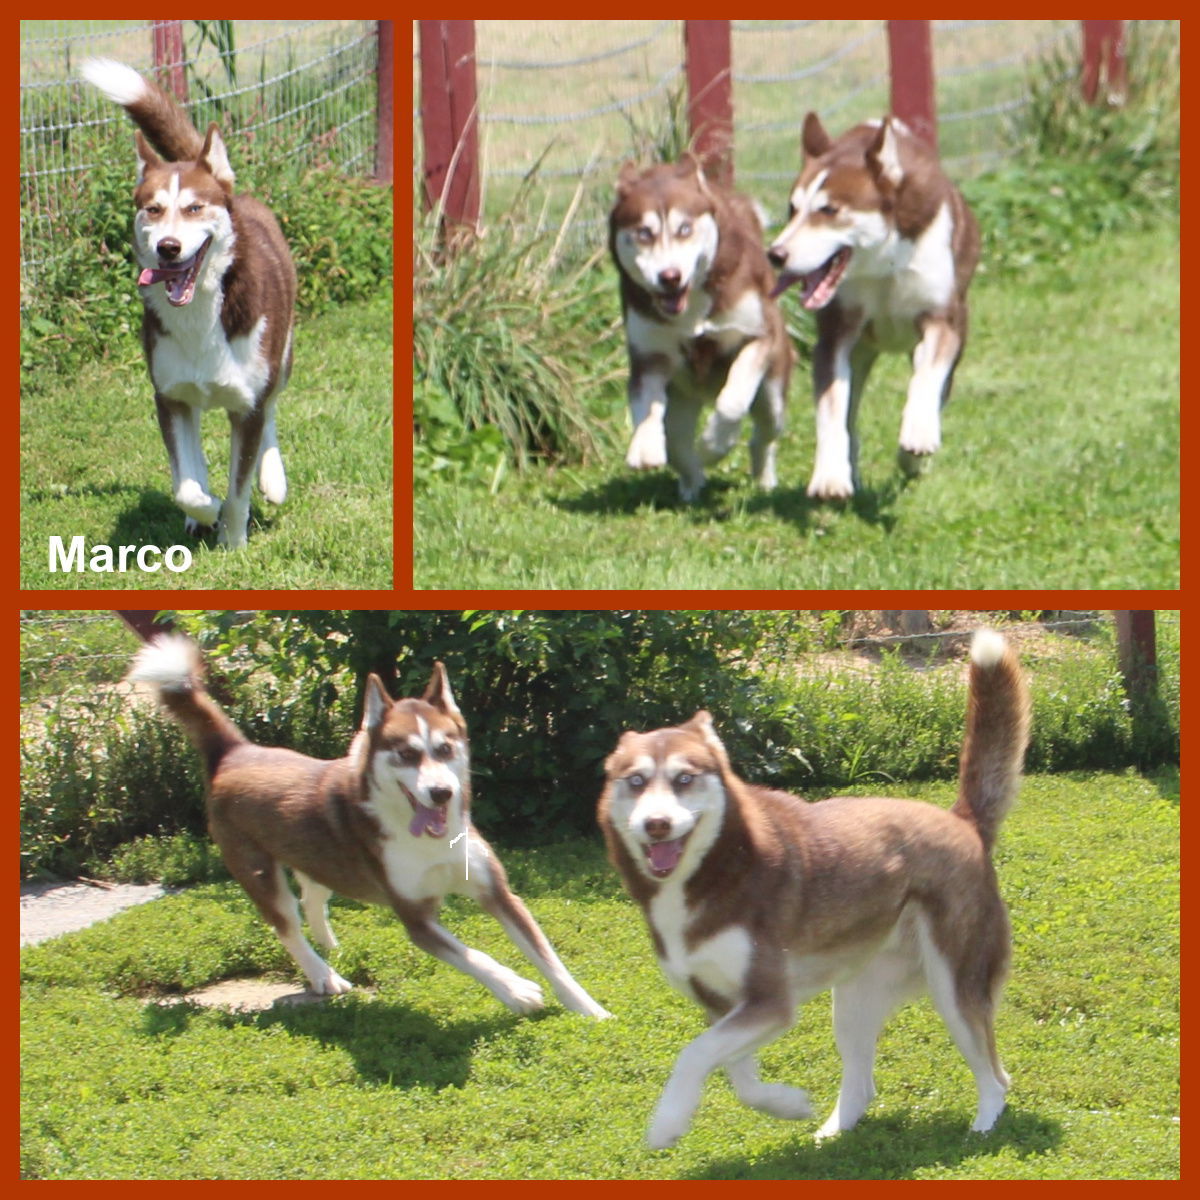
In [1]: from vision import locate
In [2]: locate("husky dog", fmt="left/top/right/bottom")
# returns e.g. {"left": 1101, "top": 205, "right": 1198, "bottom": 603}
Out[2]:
{"left": 768, "top": 113, "right": 980, "bottom": 499}
{"left": 598, "top": 630, "right": 1029, "bottom": 1147}
{"left": 610, "top": 156, "right": 793, "bottom": 501}
{"left": 82, "top": 59, "right": 295, "bottom": 547}
{"left": 130, "top": 635, "right": 609, "bottom": 1018}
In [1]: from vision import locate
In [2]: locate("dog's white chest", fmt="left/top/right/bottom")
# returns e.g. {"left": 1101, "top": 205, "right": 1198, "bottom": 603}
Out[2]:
{"left": 148, "top": 296, "right": 271, "bottom": 414}
{"left": 649, "top": 888, "right": 751, "bottom": 1005}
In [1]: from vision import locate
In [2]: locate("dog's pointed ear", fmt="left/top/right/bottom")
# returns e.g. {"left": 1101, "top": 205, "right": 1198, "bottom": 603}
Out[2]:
{"left": 676, "top": 152, "right": 714, "bottom": 201}
{"left": 423, "top": 661, "right": 464, "bottom": 727}
{"left": 362, "top": 673, "right": 392, "bottom": 732}
{"left": 616, "top": 161, "right": 642, "bottom": 197}
{"left": 682, "top": 710, "right": 731, "bottom": 768}
{"left": 801, "top": 112, "right": 831, "bottom": 160}
{"left": 134, "top": 131, "right": 160, "bottom": 182}
{"left": 198, "top": 122, "right": 235, "bottom": 191}
{"left": 866, "top": 118, "right": 904, "bottom": 189}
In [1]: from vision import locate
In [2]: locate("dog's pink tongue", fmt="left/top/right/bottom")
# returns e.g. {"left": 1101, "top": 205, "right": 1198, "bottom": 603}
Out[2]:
{"left": 647, "top": 838, "right": 684, "bottom": 877}
{"left": 409, "top": 803, "right": 447, "bottom": 838}
{"left": 138, "top": 264, "right": 187, "bottom": 286}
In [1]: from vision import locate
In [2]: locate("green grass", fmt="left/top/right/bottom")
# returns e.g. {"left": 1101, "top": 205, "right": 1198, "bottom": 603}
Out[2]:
{"left": 20, "top": 292, "right": 393, "bottom": 590}
{"left": 20, "top": 772, "right": 1178, "bottom": 1180}
{"left": 414, "top": 223, "right": 1178, "bottom": 589}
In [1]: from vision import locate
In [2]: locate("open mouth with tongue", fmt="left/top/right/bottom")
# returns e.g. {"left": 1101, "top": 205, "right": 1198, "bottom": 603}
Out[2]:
{"left": 139, "top": 236, "right": 212, "bottom": 307}
{"left": 654, "top": 284, "right": 690, "bottom": 318}
{"left": 644, "top": 831, "right": 691, "bottom": 879}
{"left": 408, "top": 799, "right": 449, "bottom": 839}
{"left": 772, "top": 246, "right": 852, "bottom": 310}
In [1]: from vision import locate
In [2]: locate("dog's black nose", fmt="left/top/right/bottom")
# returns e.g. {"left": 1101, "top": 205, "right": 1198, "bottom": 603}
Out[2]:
{"left": 658, "top": 268, "right": 682, "bottom": 291}
{"left": 428, "top": 785, "right": 453, "bottom": 807}
{"left": 157, "top": 238, "right": 182, "bottom": 261}
{"left": 767, "top": 245, "right": 788, "bottom": 269}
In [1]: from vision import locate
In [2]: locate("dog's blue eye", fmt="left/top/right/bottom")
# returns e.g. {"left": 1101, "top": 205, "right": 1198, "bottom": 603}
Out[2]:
{"left": 627, "top": 773, "right": 646, "bottom": 789}
{"left": 676, "top": 773, "right": 693, "bottom": 788}
{"left": 818, "top": 203, "right": 838, "bottom": 217}
{"left": 677, "top": 222, "right": 692, "bottom": 238}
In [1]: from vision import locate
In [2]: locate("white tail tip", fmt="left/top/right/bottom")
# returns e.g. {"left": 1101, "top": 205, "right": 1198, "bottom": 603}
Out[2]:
{"left": 970, "top": 629, "right": 1007, "bottom": 670}
{"left": 129, "top": 634, "right": 200, "bottom": 693}
{"left": 80, "top": 58, "right": 147, "bottom": 107}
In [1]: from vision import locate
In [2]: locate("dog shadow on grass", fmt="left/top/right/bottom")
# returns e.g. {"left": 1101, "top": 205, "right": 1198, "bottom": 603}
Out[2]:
{"left": 558, "top": 470, "right": 913, "bottom": 533}
{"left": 685, "top": 1107, "right": 1063, "bottom": 1181}
{"left": 141, "top": 992, "right": 525, "bottom": 1090}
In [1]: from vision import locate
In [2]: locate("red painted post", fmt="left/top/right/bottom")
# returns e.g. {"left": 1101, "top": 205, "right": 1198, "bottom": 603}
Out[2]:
{"left": 887, "top": 20, "right": 936, "bottom": 151}
{"left": 151, "top": 20, "right": 187, "bottom": 103}
{"left": 1082, "top": 20, "right": 1126, "bottom": 104}
{"left": 684, "top": 20, "right": 734, "bottom": 185}
{"left": 1115, "top": 611, "right": 1158, "bottom": 702}
{"left": 375, "top": 20, "right": 394, "bottom": 184}
{"left": 418, "top": 19, "right": 480, "bottom": 230}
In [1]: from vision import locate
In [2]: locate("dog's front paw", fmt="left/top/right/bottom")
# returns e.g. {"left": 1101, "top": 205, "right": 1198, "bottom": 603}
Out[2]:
{"left": 646, "top": 1097, "right": 694, "bottom": 1150}
{"left": 626, "top": 421, "right": 668, "bottom": 470}
{"left": 749, "top": 1083, "right": 812, "bottom": 1119}
{"left": 806, "top": 462, "right": 854, "bottom": 500}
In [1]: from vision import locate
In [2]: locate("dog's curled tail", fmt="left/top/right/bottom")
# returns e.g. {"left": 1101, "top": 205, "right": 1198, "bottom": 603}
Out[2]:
{"left": 129, "top": 634, "right": 245, "bottom": 776}
{"left": 81, "top": 58, "right": 204, "bottom": 162}
{"left": 951, "top": 630, "right": 1031, "bottom": 854}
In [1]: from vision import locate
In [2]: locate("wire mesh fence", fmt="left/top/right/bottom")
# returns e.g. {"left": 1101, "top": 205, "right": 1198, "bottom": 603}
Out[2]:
{"left": 20, "top": 19, "right": 380, "bottom": 285}
{"left": 414, "top": 19, "right": 1164, "bottom": 244}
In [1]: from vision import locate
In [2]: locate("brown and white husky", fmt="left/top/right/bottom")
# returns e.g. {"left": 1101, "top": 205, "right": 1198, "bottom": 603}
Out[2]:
{"left": 610, "top": 156, "right": 793, "bottom": 501}
{"left": 130, "top": 635, "right": 610, "bottom": 1018}
{"left": 768, "top": 113, "right": 981, "bottom": 500}
{"left": 82, "top": 59, "right": 295, "bottom": 548}
{"left": 598, "top": 630, "right": 1029, "bottom": 1147}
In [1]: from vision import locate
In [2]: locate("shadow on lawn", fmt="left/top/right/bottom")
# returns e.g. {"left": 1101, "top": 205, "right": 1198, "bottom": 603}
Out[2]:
{"left": 142, "top": 993, "right": 525, "bottom": 1090}
{"left": 557, "top": 467, "right": 913, "bottom": 533}
{"left": 687, "top": 1107, "right": 1064, "bottom": 1181}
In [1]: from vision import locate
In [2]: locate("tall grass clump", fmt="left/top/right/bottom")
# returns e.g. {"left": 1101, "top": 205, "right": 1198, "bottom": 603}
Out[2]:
{"left": 413, "top": 173, "right": 624, "bottom": 479}
{"left": 966, "top": 21, "right": 1178, "bottom": 274}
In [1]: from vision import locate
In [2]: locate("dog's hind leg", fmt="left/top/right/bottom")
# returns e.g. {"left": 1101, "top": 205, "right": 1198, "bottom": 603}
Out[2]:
{"left": 748, "top": 366, "right": 788, "bottom": 491}
{"left": 915, "top": 913, "right": 1009, "bottom": 1132}
{"left": 816, "top": 944, "right": 924, "bottom": 1138}
{"left": 219, "top": 836, "right": 351, "bottom": 994}
{"left": 726, "top": 1055, "right": 813, "bottom": 1119}
{"left": 293, "top": 869, "right": 337, "bottom": 951}
{"left": 218, "top": 405, "right": 267, "bottom": 548}
{"left": 156, "top": 395, "right": 221, "bottom": 532}
{"left": 664, "top": 391, "right": 706, "bottom": 502}
{"left": 256, "top": 396, "right": 287, "bottom": 506}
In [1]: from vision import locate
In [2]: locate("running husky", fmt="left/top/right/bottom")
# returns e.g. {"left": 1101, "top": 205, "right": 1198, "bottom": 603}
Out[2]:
{"left": 130, "top": 636, "right": 610, "bottom": 1018}
{"left": 598, "top": 630, "right": 1029, "bottom": 1147}
{"left": 81, "top": 59, "right": 295, "bottom": 548}
{"left": 768, "top": 113, "right": 980, "bottom": 499}
{"left": 610, "top": 156, "right": 793, "bottom": 501}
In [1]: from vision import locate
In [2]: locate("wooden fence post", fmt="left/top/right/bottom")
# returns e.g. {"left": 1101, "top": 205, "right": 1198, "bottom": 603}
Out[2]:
{"left": 418, "top": 19, "right": 480, "bottom": 230}
{"left": 887, "top": 19, "right": 936, "bottom": 150}
{"left": 375, "top": 20, "right": 394, "bottom": 185}
{"left": 684, "top": 20, "right": 734, "bottom": 184}
{"left": 1115, "top": 611, "right": 1158, "bottom": 703}
{"left": 151, "top": 20, "right": 187, "bottom": 103}
{"left": 1081, "top": 20, "right": 1127, "bottom": 104}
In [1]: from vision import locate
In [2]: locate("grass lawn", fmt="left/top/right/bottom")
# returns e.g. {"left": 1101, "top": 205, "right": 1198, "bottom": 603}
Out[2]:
{"left": 413, "top": 224, "right": 1178, "bottom": 590}
{"left": 20, "top": 292, "right": 393, "bottom": 591}
{"left": 20, "top": 772, "right": 1178, "bottom": 1180}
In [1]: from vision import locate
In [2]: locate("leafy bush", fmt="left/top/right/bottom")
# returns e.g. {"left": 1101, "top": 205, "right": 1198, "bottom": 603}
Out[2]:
{"left": 21, "top": 612, "right": 1180, "bottom": 881}
{"left": 413, "top": 178, "right": 623, "bottom": 473}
